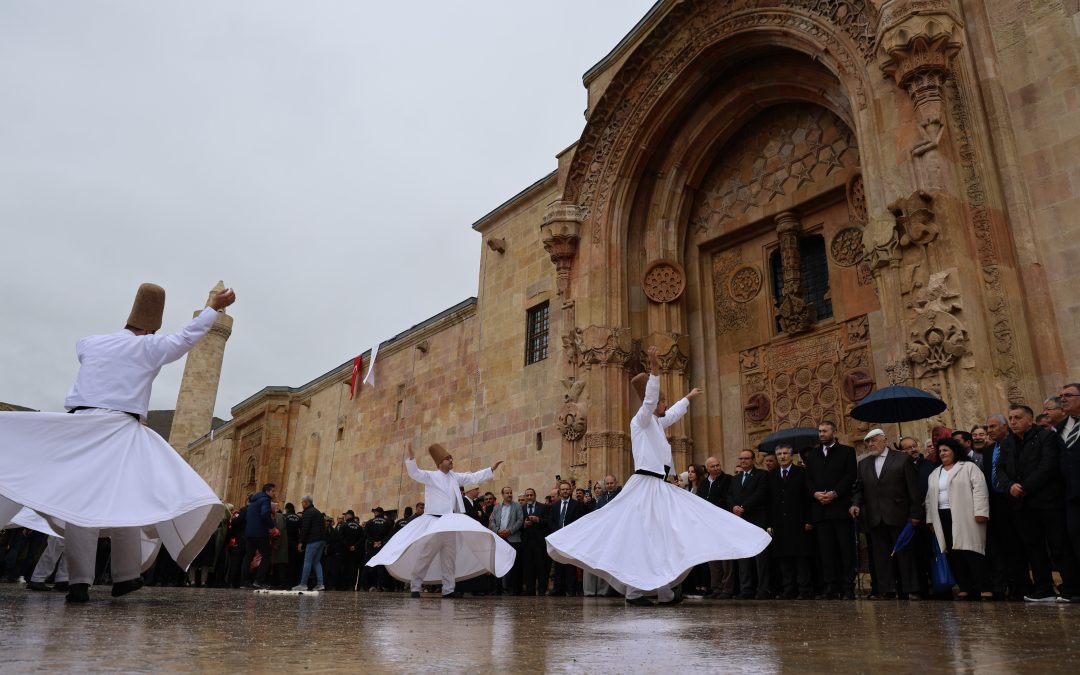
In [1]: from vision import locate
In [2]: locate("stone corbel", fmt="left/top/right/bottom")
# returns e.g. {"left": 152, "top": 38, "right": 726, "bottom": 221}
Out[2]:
{"left": 888, "top": 190, "right": 939, "bottom": 247}
{"left": 637, "top": 332, "right": 691, "bottom": 375}
{"left": 879, "top": 7, "right": 963, "bottom": 161}
{"left": 775, "top": 211, "right": 815, "bottom": 335}
{"left": 569, "top": 325, "right": 635, "bottom": 369}
{"left": 555, "top": 378, "right": 587, "bottom": 442}
{"left": 541, "top": 201, "right": 583, "bottom": 296}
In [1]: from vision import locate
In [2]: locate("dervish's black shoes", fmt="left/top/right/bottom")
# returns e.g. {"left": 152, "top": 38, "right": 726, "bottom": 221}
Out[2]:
{"left": 111, "top": 579, "right": 144, "bottom": 597}
{"left": 66, "top": 583, "right": 90, "bottom": 603}
{"left": 625, "top": 596, "right": 654, "bottom": 607}
{"left": 26, "top": 581, "right": 50, "bottom": 592}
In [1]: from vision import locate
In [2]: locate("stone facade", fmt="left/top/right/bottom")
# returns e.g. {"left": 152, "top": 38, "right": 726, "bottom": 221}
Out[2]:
{"left": 184, "top": 0, "right": 1080, "bottom": 518}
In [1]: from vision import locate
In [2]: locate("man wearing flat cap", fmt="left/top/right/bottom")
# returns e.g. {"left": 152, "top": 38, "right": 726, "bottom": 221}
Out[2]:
{"left": 851, "top": 428, "right": 924, "bottom": 600}
{"left": 365, "top": 443, "right": 515, "bottom": 598}
{"left": 0, "top": 282, "right": 236, "bottom": 602}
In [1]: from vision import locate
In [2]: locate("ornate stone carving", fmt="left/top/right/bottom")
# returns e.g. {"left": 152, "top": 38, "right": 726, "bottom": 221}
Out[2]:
{"left": 775, "top": 212, "right": 815, "bottom": 335}
{"left": 745, "top": 393, "right": 772, "bottom": 423}
{"left": 846, "top": 315, "right": 869, "bottom": 344}
{"left": 713, "top": 251, "right": 750, "bottom": 335}
{"left": 541, "top": 201, "right": 583, "bottom": 296}
{"left": 889, "top": 190, "right": 939, "bottom": 247}
{"left": 692, "top": 104, "right": 860, "bottom": 238}
{"left": 847, "top": 173, "right": 867, "bottom": 225}
{"left": 830, "top": 228, "right": 865, "bottom": 267}
{"left": 583, "top": 431, "right": 629, "bottom": 452}
{"left": 904, "top": 270, "right": 970, "bottom": 379}
{"left": 729, "top": 265, "right": 763, "bottom": 303}
{"left": 563, "top": 2, "right": 876, "bottom": 234}
{"left": 740, "top": 348, "right": 760, "bottom": 372}
{"left": 642, "top": 259, "right": 686, "bottom": 303}
{"left": 568, "top": 326, "right": 635, "bottom": 369}
{"left": 886, "top": 358, "right": 912, "bottom": 385}
{"left": 946, "top": 75, "right": 1024, "bottom": 401}
{"left": 639, "top": 332, "right": 691, "bottom": 374}
{"left": 843, "top": 369, "right": 875, "bottom": 401}
{"left": 555, "top": 379, "right": 587, "bottom": 442}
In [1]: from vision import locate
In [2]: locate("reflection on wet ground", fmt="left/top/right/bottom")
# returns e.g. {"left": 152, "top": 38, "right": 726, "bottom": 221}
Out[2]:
{"left": 1, "top": 585, "right": 1078, "bottom": 673}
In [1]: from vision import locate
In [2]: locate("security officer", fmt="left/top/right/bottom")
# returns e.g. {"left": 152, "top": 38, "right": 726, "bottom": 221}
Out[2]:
{"left": 363, "top": 507, "right": 393, "bottom": 591}
{"left": 283, "top": 503, "right": 303, "bottom": 587}
{"left": 338, "top": 510, "right": 364, "bottom": 591}
{"left": 323, "top": 515, "right": 342, "bottom": 590}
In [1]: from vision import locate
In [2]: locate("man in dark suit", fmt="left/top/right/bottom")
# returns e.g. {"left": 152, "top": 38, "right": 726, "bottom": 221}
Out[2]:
{"left": 727, "top": 449, "right": 770, "bottom": 598}
{"left": 545, "top": 480, "right": 586, "bottom": 595}
{"left": 998, "top": 403, "right": 1078, "bottom": 601}
{"left": 1059, "top": 383, "right": 1080, "bottom": 568}
{"left": 852, "top": 428, "right": 923, "bottom": 600}
{"left": 766, "top": 445, "right": 813, "bottom": 599}
{"left": 984, "top": 413, "right": 1031, "bottom": 600}
{"left": 701, "top": 455, "right": 735, "bottom": 599}
{"left": 519, "top": 488, "right": 550, "bottom": 596}
{"left": 804, "top": 421, "right": 858, "bottom": 599}
{"left": 900, "top": 435, "right": 937, "bottom": 596}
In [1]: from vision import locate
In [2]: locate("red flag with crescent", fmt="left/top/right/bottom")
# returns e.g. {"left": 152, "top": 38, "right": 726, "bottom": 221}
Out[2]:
{"left": 349, "top": 355, "right": 363, "bottom": 399}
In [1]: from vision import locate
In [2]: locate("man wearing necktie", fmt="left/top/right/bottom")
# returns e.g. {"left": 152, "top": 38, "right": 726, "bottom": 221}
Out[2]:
{"left": 545, "top": 481, "right": 585, "bottom": 596}
{"left": 983, "top": 413, "right": 1031, "bottom": 600}
{"left": 1056, "top": 384, "right": 1080, "bottom": 569}
{"left": 727, "top": 449, "right": 771, "bottom": 598}
{"left": 766, "top": 446, "right": 813, "bottom": 599}
{"left": 519, "top": 488, "right": 550, "bottom": 596}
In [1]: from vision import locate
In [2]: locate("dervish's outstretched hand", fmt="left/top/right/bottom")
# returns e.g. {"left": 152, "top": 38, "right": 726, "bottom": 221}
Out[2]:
{"left": 647, "top": 345, "right": 661, "bottom": 375}
{"left": 406, "top": 447, "right": 415, "bottom": 461}
{"left": 492, "top": 460, "right": 504, "bottom": 472}
{"left": 687, "top": 387, "right": 703, "bottom": 400}
{"left": 209, "top": 288, "right": 236, "bottom": 311}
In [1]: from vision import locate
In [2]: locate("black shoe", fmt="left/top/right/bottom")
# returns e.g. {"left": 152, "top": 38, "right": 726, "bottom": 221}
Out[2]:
{"left": 52, "top": 582, "right": 69, "bottom": 592}
{"left": 840, "top": 592, "right": 856, "bottom": 600}
{"left": 66, "top": 583, "right": 90, "bottom": 603}
{"left": 442, "top": 591, "right": 462, "bottom": 599}
{"left": 111, "top": 579, "right": 144, "bottom": 598}
{"left": 625, "top": 596, "right": 655, "bottom": 607}
{"left": 907, "top": 593, "right": 923, "bottom": 601}
{"left": 716, "top": 592, "right": 733, "bottom": 600}
{"left": 659, "top": 592, "right": 684, "bottom": 606}
{"left": 410, "top": 591, "right": 420, "bottom": 598}
{"left": 703, "top": 591, "right": 718, "bottom": 599}
{"left": 252, "top": 582, "right": 269, "bottom": 590}
{"left": 796, "top": 593, "right": 812, "bottom": 600}
{"left": 26, "top": 580, "right": 50, "bottom": 591}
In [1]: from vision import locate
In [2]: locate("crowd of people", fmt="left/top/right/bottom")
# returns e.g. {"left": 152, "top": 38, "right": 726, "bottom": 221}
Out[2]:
{"left": 5, "top": 383, "right": 1079, "bottom": 604}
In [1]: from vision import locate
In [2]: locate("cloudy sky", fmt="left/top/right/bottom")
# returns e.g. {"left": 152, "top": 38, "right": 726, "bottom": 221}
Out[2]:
{"left": 0, "top": 1, "right": 656, "bottom": 418}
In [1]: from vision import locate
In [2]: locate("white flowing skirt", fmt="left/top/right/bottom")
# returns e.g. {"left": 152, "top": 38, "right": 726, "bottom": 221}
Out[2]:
{"left": 0, "top": 409, "right": 224, "bottom": 570}
{"left": 366, "top": 513, "right": 516, "bottom": 583}
{"left": 546, "top": 474, "right": 771, "bottom": 595}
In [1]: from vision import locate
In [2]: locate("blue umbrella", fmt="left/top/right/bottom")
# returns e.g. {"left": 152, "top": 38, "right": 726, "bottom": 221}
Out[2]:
{"left": 890, "top": 521, "right": 916, "bottom": 557}
{"left": 849, "top": 385, "right": 946, "bottom": 424}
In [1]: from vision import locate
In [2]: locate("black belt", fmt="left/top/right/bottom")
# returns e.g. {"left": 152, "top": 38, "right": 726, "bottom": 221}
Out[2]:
{"left": 430, "top": 514, "right": 442, "bottom": 518}
{"left": 68, "top": 406, "right": 140, "bottom": 422}
{"left": 634, "top": 465, "right": 671, "bottom": 480}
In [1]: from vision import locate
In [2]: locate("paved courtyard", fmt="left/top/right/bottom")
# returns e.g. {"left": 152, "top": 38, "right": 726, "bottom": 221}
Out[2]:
{"left": 1, "top": 585, "right": 1077, "bottom": 673}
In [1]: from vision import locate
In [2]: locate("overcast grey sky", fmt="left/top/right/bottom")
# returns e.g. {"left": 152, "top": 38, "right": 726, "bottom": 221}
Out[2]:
{"left": 0, "top": 1, "right": 656, "bottom": 418}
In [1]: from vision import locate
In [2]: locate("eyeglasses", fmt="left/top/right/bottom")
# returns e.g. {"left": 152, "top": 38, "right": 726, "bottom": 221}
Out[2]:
{"left": 1060, "top": 392, "right": 1079, "bottom": 398}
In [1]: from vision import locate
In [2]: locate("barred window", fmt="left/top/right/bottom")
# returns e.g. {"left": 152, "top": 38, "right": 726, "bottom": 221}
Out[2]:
{"left": 525, "top": 301, "right": 550, "bottom": 365}
{"left": 770, "top": 234, "right": 833, "bottom": 332}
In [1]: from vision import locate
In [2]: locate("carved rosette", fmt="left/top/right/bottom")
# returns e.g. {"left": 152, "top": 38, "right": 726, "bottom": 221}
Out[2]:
{"left": 643, "top": 259, "right": 686, "bottom": 303}
{"left": 729, "top": 265, "right": 763, "bottom": 303}
{"left": 541, "top": 201, "right": 583, "bottom": 296}
{"left": 569, "top": 325, "right": 635, "bottom": 369}
{"left": 830, "top": 228, "right": 865, "bottom": 267}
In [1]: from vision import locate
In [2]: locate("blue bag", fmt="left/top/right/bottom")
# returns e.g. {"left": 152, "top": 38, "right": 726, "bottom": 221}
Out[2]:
{"left": 930, "top": 532, "right": 956, "bottom": 593}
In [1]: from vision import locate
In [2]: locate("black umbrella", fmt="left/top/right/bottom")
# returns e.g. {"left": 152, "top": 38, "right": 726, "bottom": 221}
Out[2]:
{"left": 849, "top": 385, "right": 946, "bottom": 423}
{"left": 758, "top": 427, "right": 820, "bottom": 456}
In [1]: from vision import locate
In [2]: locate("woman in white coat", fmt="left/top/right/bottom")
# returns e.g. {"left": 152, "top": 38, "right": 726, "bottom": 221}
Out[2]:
{"left": 925, "top": 437, "right": 990, "bottom": 600}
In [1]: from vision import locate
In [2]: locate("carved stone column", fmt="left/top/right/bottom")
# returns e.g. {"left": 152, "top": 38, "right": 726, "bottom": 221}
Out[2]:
{"left": 880, "top": 6, "right": 962, "bottom": 191}
{"left": 775, "top": 211, "right": 814, "bottom": 335}
{"left": 541, "top": 201, "right": 583, "bottom": 296}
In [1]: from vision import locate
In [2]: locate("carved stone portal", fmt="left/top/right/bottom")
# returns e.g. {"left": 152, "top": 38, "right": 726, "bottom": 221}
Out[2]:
{"left": 566, "top": 325, "right": 635, "bottom": 370}
{"left": 904, "top": 270, "right": 971, "bottom": 379}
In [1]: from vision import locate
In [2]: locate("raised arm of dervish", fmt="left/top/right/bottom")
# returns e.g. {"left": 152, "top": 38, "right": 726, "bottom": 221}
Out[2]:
{"left": 632, "top": 346, "right": 702, "bottom": 431}
{"left": 135, "top": 287, "right": 236, "bottom": 367}
{"left": 404, "top": 445, "right": 504, "bottom": 515}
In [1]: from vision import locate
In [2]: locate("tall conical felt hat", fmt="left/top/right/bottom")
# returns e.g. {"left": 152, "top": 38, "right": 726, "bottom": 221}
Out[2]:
{"left": 429, "top": 443, "right": 451, "bottom": 466}
{"left": 631, "top": 372, "right": 649, "bottom": 400}
{"left": 127, "top": 283, "right": 165, "bottom": 332}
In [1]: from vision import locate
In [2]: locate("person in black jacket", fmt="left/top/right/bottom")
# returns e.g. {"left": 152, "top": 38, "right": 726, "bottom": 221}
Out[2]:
{"left": 701, "top": 456, "right": 735, "bottom": 599}
{"left": 804, "top": 421, "right": 858, "bottom": 600}
{"left": 291, "top": 496, "right": 326, "bottom": 591}
{"left": 545, "top": 481, "right": 585, "bottom": 596}
{"left": 767, "top": 446, "right": 813, "bottom": 599}
{"left": 727, "top": 449, "right": 771, "bottom": 598}
{"left": 338, "top": 510, "right": 364, "bottom": 591}
{"left": 1058, "top": 383, "right": 1080, "bottom": 570}
{"left": 997, "top": 404, "right": 1078, "bottom": 601}
{"left": 363, "top": 507, "right": 393, "bottom": 591}
{"left": 519, "top": 488, "right": 549, "bottom": 596}
{"left": 283, "top": 503, "right": 302, "bottom": 588}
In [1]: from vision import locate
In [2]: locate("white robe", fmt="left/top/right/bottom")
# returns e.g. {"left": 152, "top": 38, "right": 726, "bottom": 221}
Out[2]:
{"left": 0, "top": 308, "right": 226, "bottom": 570}
{"left": 546, "top": 374, "right": 771, "bottom": 595}
{"left": 366, "top": 458, "right": 515, "bottom": 587}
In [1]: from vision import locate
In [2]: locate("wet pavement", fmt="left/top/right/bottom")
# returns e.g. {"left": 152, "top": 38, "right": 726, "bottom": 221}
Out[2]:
{"left": 1, "top": 585, "right": 1078, "bottom": 673}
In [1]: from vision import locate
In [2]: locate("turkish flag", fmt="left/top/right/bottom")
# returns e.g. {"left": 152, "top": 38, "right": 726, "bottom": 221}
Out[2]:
{"left": 349, "top": 355, "right": 363, "bottom": 399}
